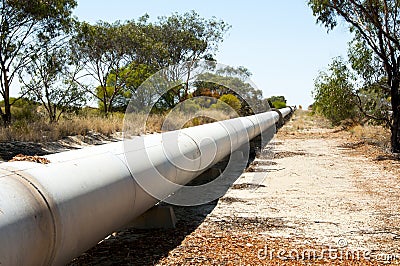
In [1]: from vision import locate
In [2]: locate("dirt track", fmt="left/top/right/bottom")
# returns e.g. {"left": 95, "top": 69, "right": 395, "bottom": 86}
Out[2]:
{"left": 70, "top": 110, "right": 400, "bottom": 265}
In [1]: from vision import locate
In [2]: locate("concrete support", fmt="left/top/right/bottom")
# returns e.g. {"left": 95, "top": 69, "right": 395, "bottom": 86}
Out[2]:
{"left": 131, "top": 206, "right": 177, "bottom": 229}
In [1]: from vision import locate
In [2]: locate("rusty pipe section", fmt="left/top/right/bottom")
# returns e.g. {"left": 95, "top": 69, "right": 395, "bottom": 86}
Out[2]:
{"left": 0, "top": 108, "right": 293, "bottom": 265}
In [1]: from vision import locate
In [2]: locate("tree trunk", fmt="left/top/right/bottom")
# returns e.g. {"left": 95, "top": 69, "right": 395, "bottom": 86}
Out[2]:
{"left": 0, "top": 105, "right": 4, "bottom": 125}
{"left": 1, "top": 69, "right": 12, "bottom": 127}
{"left": 3, "top": 90, "right": 11, "bottom": 127}
{"left": 102, "top": 98, "right": 110, "bottom": 116}
{"left": 390, "top": 78, "right": 400, "bottom": 153}
{"left": 49, "top": 103, "right": 57, "bottom": 124}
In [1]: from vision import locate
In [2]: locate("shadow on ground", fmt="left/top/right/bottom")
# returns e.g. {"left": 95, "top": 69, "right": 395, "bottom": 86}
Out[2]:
{"left": 68, "top": 201, "right": 219, "bottom": 266}
{"left": 67, "top": 138, "right": 267, "bottom": 265}
{"left": 0, "top": 141, "right": 52, "bottom": 161}
{"left": 0, "top": 133, "right": 120, "bottom": 161}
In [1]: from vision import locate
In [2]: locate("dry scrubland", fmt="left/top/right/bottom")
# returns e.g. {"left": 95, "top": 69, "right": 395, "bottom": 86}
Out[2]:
{"left": 68, "top": 110, "right": 400, "bottom": 265}
{"left": 0, "top": 107, "right": 390, "bottom": 145}
{"left": 0, "top": 115, "right": 124, "bottom": 142}
{"left": 0, "top": 109, "right": 233, "bottom": 161}
{"left": 0, "top": 109, "right": 233, "bottom": 142}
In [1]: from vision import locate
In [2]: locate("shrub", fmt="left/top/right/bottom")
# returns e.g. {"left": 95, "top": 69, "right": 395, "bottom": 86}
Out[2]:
{"left": 272, "top": 101, "right": 286, "bottom": 109}
{"left": 313, "top": 58, "right": 360, "bottom": 126}
{"left": 211, "top": 94, "right": 241, "bottom": 114}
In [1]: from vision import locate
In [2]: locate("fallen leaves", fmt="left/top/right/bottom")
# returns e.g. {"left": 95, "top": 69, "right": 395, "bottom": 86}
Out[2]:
{"left": 9, "top": 154, "right": 50, "bottom": 164}
{"left": 156, "top": 223, "right": 379, "bottom": 266}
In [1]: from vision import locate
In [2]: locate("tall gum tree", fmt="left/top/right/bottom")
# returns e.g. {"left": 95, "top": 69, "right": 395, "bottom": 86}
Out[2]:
{"left": 309, "top": 0, "right": 400, "bottom": 153}
{"left": 0, "top": 0, "right": 77, "bottom": 126}
{"left": 139, "top": 11, "right": 231, "bottom": 104}
{"left": 72, "top": 21, "right": 131, "bottom": 114}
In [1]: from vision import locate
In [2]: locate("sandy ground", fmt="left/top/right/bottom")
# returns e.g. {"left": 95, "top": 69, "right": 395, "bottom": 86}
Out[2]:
{"left": 66, "top": 110, "right": 399, "bottom": 265}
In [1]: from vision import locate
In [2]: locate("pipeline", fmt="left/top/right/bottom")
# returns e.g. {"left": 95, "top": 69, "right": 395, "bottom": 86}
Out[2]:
{"left": 0, "top": 107, "right": 293, "bottom": 265}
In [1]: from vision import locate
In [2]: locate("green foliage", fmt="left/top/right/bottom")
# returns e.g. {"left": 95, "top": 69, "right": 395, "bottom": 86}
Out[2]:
{"left": 20, "top": 35, "right": 86, "bottom": 123}
{"left": 145, "top": 12, "right": 231, "bottom": 106}
{"left": 11, "top": 106, "right": 41, "bottom": 123}
{"left": 79, "top": 107, "right": 102, "bottom": 117}
{"left": 267, "top": 96, "right": 287, "bottom": 109}
{"left": 268, "top": 96, "right": 286, "bottom": 104}
{"left": 313, "top": 58, "right": 359, "bottom": 126}
{"left": 212, "top": 94, "right": 242, "bottom": 113}
{"left": 72, "top": 20, "right": 132, "bottom": 114}
{"left": 179, "top": 101, "right": 201, "bottom": 113}
{"left": 308, "top": 0, "right": 400, "bottom": 152}
{"left": 357, "top": 79, "right": 392, "bottom": 126}
{"left": 192, "top": 96, "right": 217, "bottom": 108}
{"left": 101, "top": 63, "right": 155, "bottom": 112}
{"left": 0, "top": 0, "right": 77, "bottom": 125}
{"left": 313, "top": 48, "right": 391, "bottom": 127}
{"left": 73, "top": 12, "right": 230, "bottom": 114}
{"left": 154, "top": 11, "right": 231, "bottom": 66}
{"left": 348, "top": 36, "right": 384, "bottom": 85}
{"left": 347, "top": 36, "right": 391, "bottom": 127}
{"left": 0, "top": 98, "right": 36, "bottom": 109}
{"left": 0, "top": 98, "right": 41, "bottom": 122}
{"left": 194, "top": 66, "right": 266, "bottom": 115}
{"left": 0, "top": 5, "right": 233, "bottom": 134}
{"left": 271, "top": 101, "right": 286, "bottom": 109}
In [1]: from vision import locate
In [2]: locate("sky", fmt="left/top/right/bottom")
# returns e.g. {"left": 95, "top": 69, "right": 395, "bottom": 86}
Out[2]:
{"left": 73, "top": 0, "right": 352, "bottom": 108}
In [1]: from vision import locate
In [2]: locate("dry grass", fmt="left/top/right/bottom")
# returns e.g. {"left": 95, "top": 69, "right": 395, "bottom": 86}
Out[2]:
{"left": 124, "top": 110, "right": 233, "bottom": 137}
{"left": 0, "top": 109, "right": 234, "bottom": 142}
{"left": 0, "top": 115, "right": 124, "bottom": 142}
{"left": 348, "top": 124, "right": 391, "bottom": 151}
{"left": 162, "top": 109, "right": 234, "bottom": 131}
{"left": 283, "top": 110, "right": 332, "bottom": 132}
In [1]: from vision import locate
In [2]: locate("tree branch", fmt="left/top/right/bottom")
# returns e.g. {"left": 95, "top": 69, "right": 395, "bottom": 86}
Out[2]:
{"left": 355, "top": 91, "right": 392, "bottom": 128}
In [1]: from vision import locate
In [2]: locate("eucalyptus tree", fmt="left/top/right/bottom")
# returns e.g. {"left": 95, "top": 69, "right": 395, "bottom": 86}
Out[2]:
{"left": 104, "top": 12, "right": 230, "bottom": 112}
{"left": 72, "top": 21, "right": 136, "bottom": 114}
{"left": 149, "top": 11, "right": 231, "bottom": 103}
{"left": 348, "top": 36, "right": 392, "bottom": 126}
{"left": 73, "top": 12, "right": 230, "bottom": 114}
{"left": 313, "top": 40, "right": 391, "bottom": 127}
{"left": 309, "top": 0, "right": 400, "bottom": 152}
{"left": 20, "top": 37, "right": 86, "bottom": 123}
{"left": 101, "top": 62, "right": 154, "bottom": 111}
{"left": 0, "top": 0, "right": 77, "bottom": 126}
{"left": 194, "top": 66, "right": 266, "bottom": 115}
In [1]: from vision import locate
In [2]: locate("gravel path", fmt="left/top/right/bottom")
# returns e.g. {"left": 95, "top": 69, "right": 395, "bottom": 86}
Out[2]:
{"left": 70, "top": 111, "right": 400, "bottom": 265}
{"left": 206, "top": 135, "right": 400, "bottom": 264}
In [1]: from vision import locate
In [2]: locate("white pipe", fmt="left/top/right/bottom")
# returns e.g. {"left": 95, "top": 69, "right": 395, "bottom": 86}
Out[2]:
{"left": 0, "top": 109, "right": 292, "bottom": 265}
{"left": 280, "top": 107, "right": 292, "bottom": 118}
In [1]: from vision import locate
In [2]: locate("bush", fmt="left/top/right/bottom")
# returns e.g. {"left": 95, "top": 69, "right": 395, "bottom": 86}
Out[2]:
{"left": 211, "top": 94, "right": 241, "bottom": 114}
{"left": 272, "top": 101, "right": 286, "bottom": 109}
{"left": 313, "top": 58, "right": 360, "bottom": 126}
{"left": 180, "top": 101, "right": 201, "bottom": 113}
{"left": 0, "top": 97, "right": 42, "bottom": 122}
